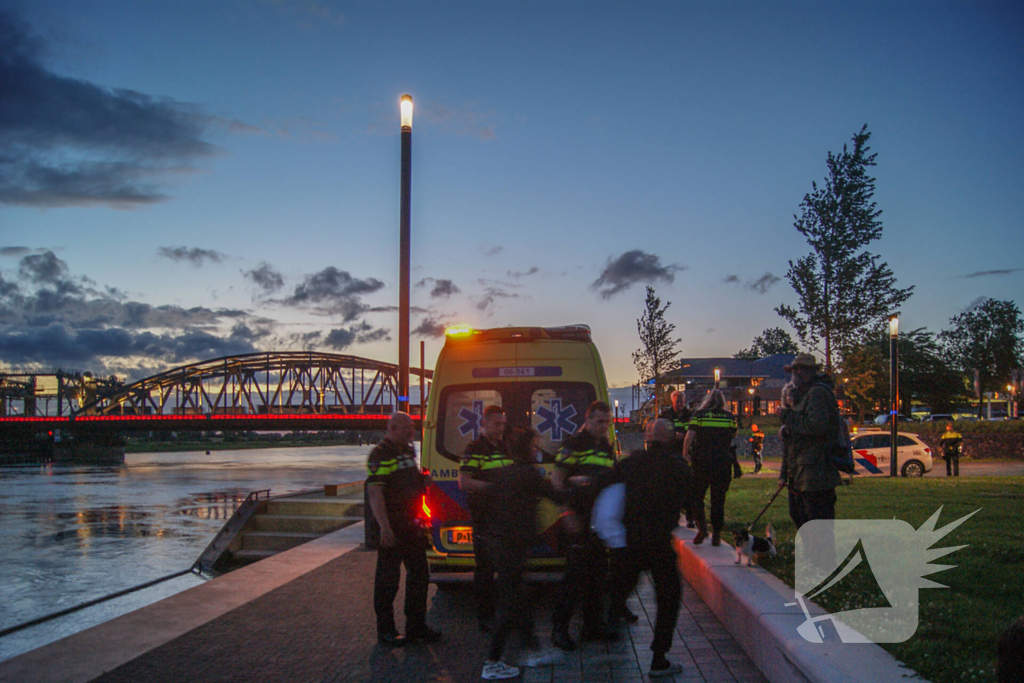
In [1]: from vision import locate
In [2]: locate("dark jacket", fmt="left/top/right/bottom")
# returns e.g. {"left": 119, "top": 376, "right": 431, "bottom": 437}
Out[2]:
{"left": 615, "top": 442, "right": 691, "bottom": 549}
{"left": 488, "top": 463, "right": 564, "bottom": 551}
{"left": 687, "top": 408, "right": 737, "bottom": 465}
{"left": 780, "top": 376, "right": 842, "bottom": 492}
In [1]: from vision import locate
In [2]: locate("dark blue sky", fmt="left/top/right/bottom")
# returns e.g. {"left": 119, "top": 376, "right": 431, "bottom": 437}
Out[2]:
{"left": 1, "top": 1, "right": 1022, "bottom": 385}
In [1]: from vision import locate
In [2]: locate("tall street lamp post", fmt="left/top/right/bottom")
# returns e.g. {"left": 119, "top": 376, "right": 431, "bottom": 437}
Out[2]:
{"left": 397, "top": 94, "right": 413, "bottom": 413}
{"left": 889, "top": 315, "right": 899, "bottom": 477}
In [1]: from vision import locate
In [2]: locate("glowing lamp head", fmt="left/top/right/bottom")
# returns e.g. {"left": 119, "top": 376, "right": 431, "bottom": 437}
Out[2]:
{"left": 400, "top": 94, "right": 413, "bottom": 131}
{"left": 714, "top": 368, "right": 721, "bottom": 383}
{"left": 889, "top": 314, "right": 899, "bottom": 339}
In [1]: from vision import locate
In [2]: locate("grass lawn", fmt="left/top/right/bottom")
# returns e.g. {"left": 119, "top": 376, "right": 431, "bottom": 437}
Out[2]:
{"left": 717, "top": 476, "right": 1024, "bottom": 683}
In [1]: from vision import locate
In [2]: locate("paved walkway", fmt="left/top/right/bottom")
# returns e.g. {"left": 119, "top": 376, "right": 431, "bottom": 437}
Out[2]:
{"left": 87, "top": 545, "right": 766, "bottom": 683}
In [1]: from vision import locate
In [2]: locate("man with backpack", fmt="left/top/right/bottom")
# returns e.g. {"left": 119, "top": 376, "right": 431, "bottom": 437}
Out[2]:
{"left": 777, "top": 354, "right": 843, "bottom": 530}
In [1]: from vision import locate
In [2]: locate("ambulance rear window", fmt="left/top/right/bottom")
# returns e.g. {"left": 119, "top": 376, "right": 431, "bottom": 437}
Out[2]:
{"left": 436, "top": 382, "right": 597, "bottom": 463}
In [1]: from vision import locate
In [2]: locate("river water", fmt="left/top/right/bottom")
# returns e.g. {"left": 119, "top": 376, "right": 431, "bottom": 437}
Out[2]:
{"left": 0, "top": 445, "right": 372, "bottom": 664}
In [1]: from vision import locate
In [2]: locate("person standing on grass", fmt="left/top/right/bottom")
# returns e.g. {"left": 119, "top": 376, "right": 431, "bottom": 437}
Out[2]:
{"left": 683, "top": 389, "right": 738, "bottom": 547}
{"left": 366, "top": 412, "right": 441, "bottom": 647}
{"left": 481, "top": 427, "right": 566, "bottom": 680}
{"left": 458, "top": 405, "right": 513, "bottom": 632}
{"left": 609, "top": 419, "right": 689, "bottom": 678}
{"left": 749, "top": 423, "right": 765, "bottom": 474}
{"left": 776, "top": 353, "right": 842, "bottom": 529}
{"left": 940, "top": 422, "right": 963, "bottom": 477}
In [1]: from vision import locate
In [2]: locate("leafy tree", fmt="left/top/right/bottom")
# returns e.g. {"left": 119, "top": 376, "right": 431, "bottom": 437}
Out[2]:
{"left": 734, "top": 326, "right": 800, "bottom": 360}
{"left": 939, "top": 298, "right": 1024, "bottom": 416}
{"left": 836, "top": 343, "right": 886, "bottom": 421}
{"left": 881, "top": 328, "right": 968, "bottom": 416}
{"left": 776, "top": 125, "right": 913, "bottom": 372}
{"left": 632, "top": 286, "right": 681, "bottom": 411}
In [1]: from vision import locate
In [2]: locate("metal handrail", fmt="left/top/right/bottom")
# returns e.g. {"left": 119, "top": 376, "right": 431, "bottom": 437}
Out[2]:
{"left": 192, "top": 489, "right": 271, "bottom": 574}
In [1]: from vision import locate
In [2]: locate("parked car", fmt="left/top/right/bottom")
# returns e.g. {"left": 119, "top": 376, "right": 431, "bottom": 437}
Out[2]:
{"left": 873, "top": 414, "right": 920, "bottom": 426}
{"left": 926, "top": 413, "right": 954, "bottom": 422}
{"left": 849, "top": 429, "right": 933, "bottom": 477}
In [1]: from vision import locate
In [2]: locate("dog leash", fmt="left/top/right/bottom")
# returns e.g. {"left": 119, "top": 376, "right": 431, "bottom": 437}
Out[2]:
{"left": 747, "top": 484, "right": 785, "bottom": 532}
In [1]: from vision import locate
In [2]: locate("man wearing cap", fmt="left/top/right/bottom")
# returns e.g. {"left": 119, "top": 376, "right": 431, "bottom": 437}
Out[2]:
{"left": 777, "top": 353, "right": 843, "bottom": 529}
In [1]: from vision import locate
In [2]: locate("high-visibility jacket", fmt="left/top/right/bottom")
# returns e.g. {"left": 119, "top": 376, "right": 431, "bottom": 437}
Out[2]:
{"left": 940, "top": 430, "right": 963, "bottom": 458}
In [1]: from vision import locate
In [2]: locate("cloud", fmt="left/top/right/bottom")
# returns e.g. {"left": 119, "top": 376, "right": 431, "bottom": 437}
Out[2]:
{"left": 0, "top": 324, "right": 258, "bottom": 365}
{"left": 590, "top": 250, "right": 684, "bottom": 299}
{"left": 416, "top": 277, "right": 460, "bottom": 298}
{"left": 0, "top": 251, "right": 264, "bottom": 372}
{"left": 963, "top": 296, "right": 990, "bottom": 312}
{"left": 958, "top": 268, "right": 1022, "bottom": 279}
{"left": 324, "top": 321, "right": 390, "bottom": 350}
{"left": 722, "top": 274, "right": 740, "bottom": 284}
{"left": 243, "top": 262, "right": 285, "bottom": 294}
{"left": 745, "top": 272, "right": 781, "bottom": 294}
{"left": 279, "top": 266, "right": 385, "bottom": 321}
{"left": 507, "top": 266, "right": 540, "bottom": 279}
{"left": 1, "top": 246, "right": 33, "bottom": 257}
{"left": 158, "top": 246, "right": 226, "bottom": 266}
{"left": 18, "top": 250, "right": 69, "bottom": 284}
{"left": 412, "top": 316, "right": 449, "bottom": 338}
{"left": 475, "top": 287, "right": 520, "bottom": 313}
{"left": 422, "top": 99, "right": 498, "bottom": 141}
{"left": 481, "top": 245, "right": 503, "bottom": 257}
{"left": 0, "top": 9, "right": 246, "bottom": 209}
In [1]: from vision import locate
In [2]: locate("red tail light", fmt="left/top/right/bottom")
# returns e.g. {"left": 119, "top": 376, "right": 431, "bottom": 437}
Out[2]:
{"left": 421, "top": 494, "right": 431, "bottom": 519}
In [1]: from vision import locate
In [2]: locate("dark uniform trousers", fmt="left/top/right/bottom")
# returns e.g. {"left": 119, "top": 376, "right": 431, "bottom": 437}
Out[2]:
{"left": 610, "top": 542, "right": 681, "bottom": 655}
{"left": 787, "top": 488, "right": 837, "bottom": 531}
{"left": 472, "top": 526, "right": 496, "bottom": 621}
{"left": 553, "top": 529, "right": 607, "bottom": 631}
{"left": 691, "top": 457, "right": 733, "bottom": 533}
{"left": 374, "top": 537, "right": 429, "bottom": 636}
{"left": 487, "top": 538, "right": 537, "bottom": 661}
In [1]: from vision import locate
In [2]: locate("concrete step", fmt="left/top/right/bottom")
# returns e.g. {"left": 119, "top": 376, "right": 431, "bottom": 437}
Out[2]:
{"left": 241, "top": 531, "right": 321, "bottom": 551}
{"left": 230, "top": 549, "right": 278, "bottom": 563}
{"left": 267, "top": 498, "right": 364, "bottom": 517}
{"left": 253, "top": 514, "right": 361, "bottom": 533}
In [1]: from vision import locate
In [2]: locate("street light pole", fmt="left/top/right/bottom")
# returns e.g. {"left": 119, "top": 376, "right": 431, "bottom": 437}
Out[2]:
{"left": 889, "top": 315, "right": 899, "bottom": 477}
{"left": 398, "top": 94, "right": 413, "bottom": 413}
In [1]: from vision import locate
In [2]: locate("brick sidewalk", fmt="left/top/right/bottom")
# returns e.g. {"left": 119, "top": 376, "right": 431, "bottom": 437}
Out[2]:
{"left": 89, "top": 546, "right": 766, "bottom": 683}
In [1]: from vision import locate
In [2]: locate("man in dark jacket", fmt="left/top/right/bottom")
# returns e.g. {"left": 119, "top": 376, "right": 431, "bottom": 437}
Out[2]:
{"left": 610, "top": 419, "right": 689, "bottom": 678}
{"left": 777, "top": 354, "right": 842, "bottom": 530}
{"left": 660, "top": 389, "right": 696, "bottom": 528}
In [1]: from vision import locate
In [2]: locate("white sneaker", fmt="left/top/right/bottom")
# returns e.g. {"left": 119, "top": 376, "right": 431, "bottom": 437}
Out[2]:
{"left": 482, "top": 660, "right": 520, "bottom": 680}
{"left": 519, "top": 647, "right": 564, "bottom": 667}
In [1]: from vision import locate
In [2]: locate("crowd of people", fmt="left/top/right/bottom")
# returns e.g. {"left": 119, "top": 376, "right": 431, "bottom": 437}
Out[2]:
{"left": 364, "top": 353, "right": 846, "bottom": 680}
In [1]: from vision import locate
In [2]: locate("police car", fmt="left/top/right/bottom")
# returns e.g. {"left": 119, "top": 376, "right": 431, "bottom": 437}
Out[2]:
{"left": 849, "top": 428, "right": 933, "bottom": 476}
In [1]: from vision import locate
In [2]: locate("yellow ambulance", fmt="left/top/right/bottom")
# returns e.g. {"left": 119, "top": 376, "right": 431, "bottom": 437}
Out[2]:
{"left": 421, "top": 324, "right": 612, "bottom": 582}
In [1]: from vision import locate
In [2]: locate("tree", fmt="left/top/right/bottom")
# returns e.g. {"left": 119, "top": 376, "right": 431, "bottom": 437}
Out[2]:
{"left": 734, "top": 327, "right": 800, "bottom": 360}
{"left": 632, "top": 286, "right": 681, "bottom": 410}
{"left": 939, "top": 298, "right": 1024, "bottom": 416}
{"left": 836, "top": 343, "right": 886, "bottom": 422}
{"left": 776, "top": 125, "right": 913, "bottom": 372}
{"left": 882, "top": 328, "right": 968, "bottom": 416}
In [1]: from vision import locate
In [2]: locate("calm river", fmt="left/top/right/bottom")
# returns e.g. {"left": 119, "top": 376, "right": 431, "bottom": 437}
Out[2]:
{"left": 0, "top": 446, "right": 371, "bottom": 664}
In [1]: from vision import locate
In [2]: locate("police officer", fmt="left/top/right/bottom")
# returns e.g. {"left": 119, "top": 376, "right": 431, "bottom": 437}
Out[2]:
{"left": 660, "top": 390, "right": 695, "bottom": 527}
{"left": 367, "top": 412, "right": 441, "bottom": 646}
{"left": 551, "top": 400, "right": 617, "bottom": 650}
{"left": 940, "top": 422, "right": 963, "bottom": 477}
{"left": 683, "top": 389, "right": 738, "bottom": 547}
{"left": 458, "top": 405, "right": 513, "bottom": 631}
{"left": 749, "top": 423, "right": 765, "bottom": 474}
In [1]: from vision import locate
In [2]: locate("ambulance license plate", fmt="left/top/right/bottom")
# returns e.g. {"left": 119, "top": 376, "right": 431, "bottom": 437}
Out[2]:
{"left": 446, "top": 527, "right": 473, "bottom": 545}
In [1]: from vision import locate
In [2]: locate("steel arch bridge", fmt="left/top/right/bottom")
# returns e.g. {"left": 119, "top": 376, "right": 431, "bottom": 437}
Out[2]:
{"left": 80, "top": 351, "right": 431, "bottom": 417}
{"left": 0, "top": 352, "right": 431, "bottom": 435}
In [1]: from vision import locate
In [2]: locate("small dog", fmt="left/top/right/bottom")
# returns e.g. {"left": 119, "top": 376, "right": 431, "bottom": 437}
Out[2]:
{"left": 733, "top": 524, "right": 776, "bottom": 566}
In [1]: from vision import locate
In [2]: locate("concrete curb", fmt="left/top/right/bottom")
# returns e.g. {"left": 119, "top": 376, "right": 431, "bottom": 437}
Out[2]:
{"left": 672, "top": 527, "right": 927, "bottom": 683}
{"left": 0, "top": 523, "right": 367, "bottom": 683}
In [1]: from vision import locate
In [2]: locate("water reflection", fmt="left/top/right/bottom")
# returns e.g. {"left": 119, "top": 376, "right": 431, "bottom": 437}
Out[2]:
{"left": 0, "top": 445, "right": 370, "bottom": 663}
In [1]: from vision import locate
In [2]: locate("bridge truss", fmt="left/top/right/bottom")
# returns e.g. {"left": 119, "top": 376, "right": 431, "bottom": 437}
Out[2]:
{"left": 82, "top": 352, "right": 431, "bottom": 417}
